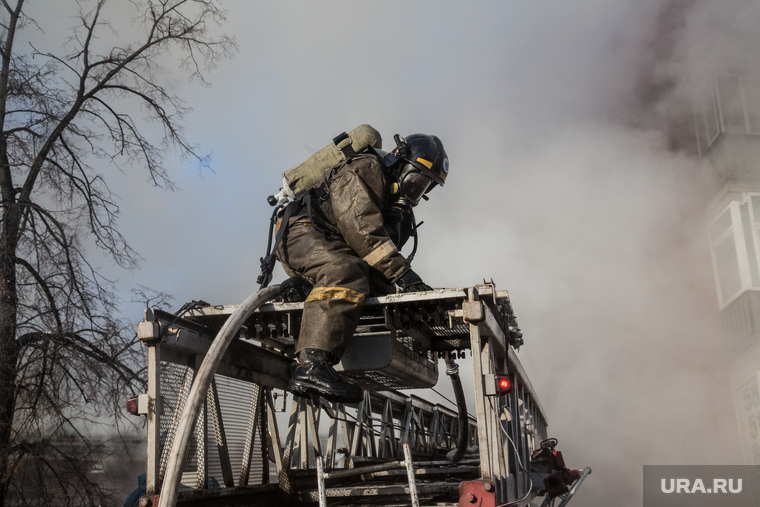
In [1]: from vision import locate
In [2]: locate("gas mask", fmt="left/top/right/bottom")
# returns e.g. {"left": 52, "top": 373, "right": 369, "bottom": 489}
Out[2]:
{"left": 384, "top": 132, "right": 448, "bottom": 212}
{"left": 398, "top": 164, "right": 434, "bottom": 206}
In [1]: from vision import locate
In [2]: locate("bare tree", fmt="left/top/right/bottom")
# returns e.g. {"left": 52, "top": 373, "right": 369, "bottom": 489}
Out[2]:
{"left": 0, "top": 0, "right": 235, "bottom": 504}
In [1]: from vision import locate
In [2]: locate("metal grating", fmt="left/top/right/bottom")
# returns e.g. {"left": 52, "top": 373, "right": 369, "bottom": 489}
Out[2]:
{"left": 210, "top": 375, "right": 264, "bottom": 486}
{"left": 157, "top": 362, "right": 194, "bottom": 488}
{"left": 156, "top": 363, "right": 264, "bottom": 491}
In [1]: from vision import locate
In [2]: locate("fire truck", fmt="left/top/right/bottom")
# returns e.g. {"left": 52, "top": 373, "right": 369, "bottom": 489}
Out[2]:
{"left": 129, "top": 282, "right": 590, "bottom": 506}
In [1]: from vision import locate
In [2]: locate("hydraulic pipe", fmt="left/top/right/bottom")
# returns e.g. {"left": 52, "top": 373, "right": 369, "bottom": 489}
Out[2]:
{"left": 445, "top": 354, "right": 469, "bottom": 463}
{"left": 157, "top": 285, "right": 282, "bottom": 507}
{"left": 558, "top": 467, "right": 592, "bottom": 507}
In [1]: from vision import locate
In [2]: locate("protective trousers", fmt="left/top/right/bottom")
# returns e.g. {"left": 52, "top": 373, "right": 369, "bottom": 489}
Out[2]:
{"left": 276, "top": 219, "right": 370, "bottom": 355}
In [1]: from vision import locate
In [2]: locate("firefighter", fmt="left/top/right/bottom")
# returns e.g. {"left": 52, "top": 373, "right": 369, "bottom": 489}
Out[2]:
{"left": 276, "top": 133, "right": 448, "bottom": 403}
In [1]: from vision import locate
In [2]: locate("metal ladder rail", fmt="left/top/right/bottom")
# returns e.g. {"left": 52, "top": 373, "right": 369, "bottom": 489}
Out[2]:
{"left": 467, "top": 288, "right": 508, "bottom": 493}
{"left": 141, "top": 360, "right": 477, "bottom": 504}
{"left": 315, "top": 441, "right": 420, "bottom": 507}
{"left": 282, "top": 390, "right": 478, "bottom": 472}
{"left": 281, "top": 389, "right": 479, "bottom": 505}
{"left": 464, "top": 286, "right": 549, "bottom": 506}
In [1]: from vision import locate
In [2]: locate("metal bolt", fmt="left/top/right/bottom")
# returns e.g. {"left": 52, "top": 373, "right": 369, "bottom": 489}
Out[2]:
{"left": 466, "top": 493, "right": 477, "bottom": 503}
{"left": 483, "top": 482, "right": 495, "bottom": 492}
{"left": 139, "top": 497, "right": 152, "bottom": 507}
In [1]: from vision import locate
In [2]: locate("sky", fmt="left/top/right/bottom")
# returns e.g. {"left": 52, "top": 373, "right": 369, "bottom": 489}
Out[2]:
{"left": 18, "top": 0, "right": 760, "bottom": 504}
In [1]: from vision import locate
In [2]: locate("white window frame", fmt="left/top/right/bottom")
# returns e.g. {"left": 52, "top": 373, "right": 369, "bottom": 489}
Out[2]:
{"left": 709, "top": 197, "right": 759, "bottom": 309}
{"left": 695, "top": 73, "right": 760, "bottom": 155}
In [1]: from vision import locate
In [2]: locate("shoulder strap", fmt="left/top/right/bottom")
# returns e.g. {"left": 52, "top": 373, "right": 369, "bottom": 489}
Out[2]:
{"left": 303, "top": 187, "right": 335, "bottom": 239}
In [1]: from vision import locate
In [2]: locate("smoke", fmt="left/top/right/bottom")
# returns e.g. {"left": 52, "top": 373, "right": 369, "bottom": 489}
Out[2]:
{"left": 22, "top": 0, "right": 757, "bottom": 504}
{"left": 605, "top": 0, "right": 760, "bottom": 149}
{"left": 416, "top": 119, "right": 740, "bottom": 503}
{"left": 405, "top": 1, "right": 755, "bottom": 503}
{"left": 116, "top": 1, "right": 753, "bottom": 504}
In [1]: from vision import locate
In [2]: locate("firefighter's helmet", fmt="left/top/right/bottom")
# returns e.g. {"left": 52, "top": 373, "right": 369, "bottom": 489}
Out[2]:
{"left": 393, "top": 133, "right": 449, "bottom": 205}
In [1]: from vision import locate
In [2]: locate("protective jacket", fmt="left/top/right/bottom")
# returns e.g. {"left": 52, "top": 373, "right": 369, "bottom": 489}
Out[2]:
{"left": 276, "top": 153, "right": 415, "bottom": 354}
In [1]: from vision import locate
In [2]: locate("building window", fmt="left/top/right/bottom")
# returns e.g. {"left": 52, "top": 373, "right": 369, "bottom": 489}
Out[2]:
{"left": 710, "top": 205, "right": 744, "bottom": 306}
{"left": 710, "top": 195, "right": 760, "bottom": 309}
{"left": 695, "top": 73, "right": 760, "bottom": 155}
{"left": 695, "top": 81, "right": 721, "bottom": 152}
{"left": 745, "top": 75, "right": 760, "bottom": 133}
{"left": 717, "top": 75, "right": 747, "bottom": 134}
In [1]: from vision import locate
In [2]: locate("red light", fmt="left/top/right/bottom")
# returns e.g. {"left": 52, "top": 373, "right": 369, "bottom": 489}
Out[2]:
{"left": 497, "top": 376, "right": 511, "bottom": 393}
{"left": 126, "top": 397, "right": 138, "bottom": 416}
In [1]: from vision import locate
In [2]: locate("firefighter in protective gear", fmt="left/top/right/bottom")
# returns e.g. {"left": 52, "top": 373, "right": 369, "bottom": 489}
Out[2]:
{"left": 276, "top": 133, "right": 448, "bottom": 403}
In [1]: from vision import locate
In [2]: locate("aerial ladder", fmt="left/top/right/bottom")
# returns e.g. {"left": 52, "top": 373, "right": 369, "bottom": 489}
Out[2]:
{"left": 130, "top": 282, "right": 590, "bottom": 507}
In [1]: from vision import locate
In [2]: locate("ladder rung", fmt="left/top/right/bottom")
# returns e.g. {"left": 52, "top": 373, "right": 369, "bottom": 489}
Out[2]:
{"left": 303, "top": 481, "right": 460, "bottom": 502}
{"left": 362, "top": 465, "right": 479, "bottom": 478}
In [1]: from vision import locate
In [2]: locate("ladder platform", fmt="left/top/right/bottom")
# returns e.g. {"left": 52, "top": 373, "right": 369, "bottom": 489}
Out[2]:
{"left": 179, "top": 285, "right": 520, "bottom": 354}
{"left": 175, "top": 284, "right": 523, "bottom": 390}
{"left": 136, "top": 282, "right": 559, "bottom": 506}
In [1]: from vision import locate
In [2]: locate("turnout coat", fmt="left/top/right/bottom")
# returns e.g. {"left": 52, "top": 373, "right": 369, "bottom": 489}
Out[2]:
{"left": 276, "top": 153, "right": 415, "bottom": 355}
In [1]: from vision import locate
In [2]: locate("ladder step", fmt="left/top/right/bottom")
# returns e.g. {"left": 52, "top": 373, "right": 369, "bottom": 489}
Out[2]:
{"left": 363, "top": 465, "right": 479, "bottom": 479}
{"left": 301, "top": 481, "right": 460, "bottom": 502}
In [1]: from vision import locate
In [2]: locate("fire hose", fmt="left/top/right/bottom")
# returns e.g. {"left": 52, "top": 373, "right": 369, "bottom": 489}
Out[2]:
{"left": 444, "top": 353, "right": 469, "bottom": 463}
{"left": 157, "top": 284, "right": 282, "bottom": 507}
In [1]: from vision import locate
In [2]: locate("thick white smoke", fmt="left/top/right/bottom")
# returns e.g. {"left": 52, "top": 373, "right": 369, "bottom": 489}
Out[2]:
{"left": 21, "top": 0, "right": 758, "bottom": 504}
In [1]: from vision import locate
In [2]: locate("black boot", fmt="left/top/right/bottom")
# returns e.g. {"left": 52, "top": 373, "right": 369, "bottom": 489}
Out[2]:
{"left": 288, "top": 349, "right": 363, "bottom": 403}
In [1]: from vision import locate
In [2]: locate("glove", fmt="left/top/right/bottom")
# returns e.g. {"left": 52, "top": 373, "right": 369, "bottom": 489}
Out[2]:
{"left": 280, "top": 276, "right": 314, "bottom": 303}
{"left": 396, "top": 269, "right": 433, "bottom": 293}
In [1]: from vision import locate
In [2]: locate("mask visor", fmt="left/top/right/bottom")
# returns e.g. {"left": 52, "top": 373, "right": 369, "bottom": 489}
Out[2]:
{"left": 400, "top": 171, "right": 433, "bottom": 205}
